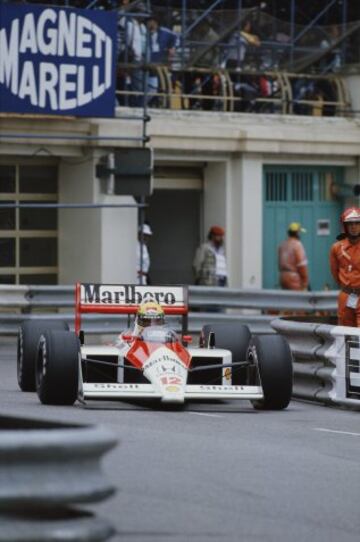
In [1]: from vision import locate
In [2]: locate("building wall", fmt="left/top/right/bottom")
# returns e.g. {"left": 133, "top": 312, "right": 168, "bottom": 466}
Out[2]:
{"left": 2, "top": 110, "right": 360, "bottom": 287}
{"left": 58, "top": 154, "right": 137, "bottom": 284}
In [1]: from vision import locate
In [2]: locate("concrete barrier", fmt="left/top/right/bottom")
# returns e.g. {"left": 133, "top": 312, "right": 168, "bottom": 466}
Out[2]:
{"left": 0, "top": 415, "right": 117, "bottom": 541}
{"left": 272, "top": 316, "right": 360, "bottom": 409}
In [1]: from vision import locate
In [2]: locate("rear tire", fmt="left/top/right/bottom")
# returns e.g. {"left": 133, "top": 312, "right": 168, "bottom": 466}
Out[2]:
{"left": 249, "top": 334, "right": 293, "bottom": 410}
{"left": 201, "top": 323, "right": 251, "bottom": 385}
{"left": 36, "top": 330, "right": 80, "bottom": 405}
{"left": 17, "top": 320, "right": 69, "bottom": 392}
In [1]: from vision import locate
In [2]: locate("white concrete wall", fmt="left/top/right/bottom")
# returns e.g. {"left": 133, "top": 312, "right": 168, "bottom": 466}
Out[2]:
{"left": 203, "top": 161, "right": 228, "bottom": 237}
{"left": 228, "top": 155, "right": 263, "bottom": 288}
{"left": 58, "top": 157, "right": 101, "bottom": 283}
{"left": 100, "top": 194, "right": 137, "bottom": 283}
{"left": 202, "top": 155, "right": 263, "bottom": 288}
{"left": 344, "top": 75, "right": 360, "bottom": 115}
{"left": 4, "top": 108, "right": 360, "bottom": 288}
{"left": 58, "top": 154, "right": 137, "bottom": 284}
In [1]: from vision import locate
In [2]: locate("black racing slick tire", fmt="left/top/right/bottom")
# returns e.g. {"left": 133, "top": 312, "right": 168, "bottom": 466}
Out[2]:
{"left": 17, "top": 319, "right": 69, "bottom": 392}
{"left": 36, "top": 330, "right": 80, "bottom": 406}
{"left": 249, "top": 334, "right": 293, "bottom": 410}
{"left": 201, "top": 323, "right": 251, "bottom": 385}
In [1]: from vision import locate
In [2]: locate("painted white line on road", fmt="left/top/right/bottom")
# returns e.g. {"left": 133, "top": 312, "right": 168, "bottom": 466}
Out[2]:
{"left": 314, "top": 427, "right": 360, "bottom": 437}
{"left": 189, "top": 412, "right": 223, "bottom": 419}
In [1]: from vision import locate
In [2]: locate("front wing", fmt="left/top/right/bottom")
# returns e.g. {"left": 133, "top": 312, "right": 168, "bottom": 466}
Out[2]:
{"left": 82, "top": 382, "right": 263, "bottom": 402}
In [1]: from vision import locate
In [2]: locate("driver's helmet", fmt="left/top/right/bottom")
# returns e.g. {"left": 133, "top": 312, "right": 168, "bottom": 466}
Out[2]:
{"left": 136, "top": 301, "right": 165, "bottom": 329}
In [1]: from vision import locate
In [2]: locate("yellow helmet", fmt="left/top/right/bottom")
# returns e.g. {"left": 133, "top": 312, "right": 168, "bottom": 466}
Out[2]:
{"left": 288, "top": 222, "right": 306, "bottom": 233}
{"left": 137, "top": 301, "right": 165, "bottom": 328}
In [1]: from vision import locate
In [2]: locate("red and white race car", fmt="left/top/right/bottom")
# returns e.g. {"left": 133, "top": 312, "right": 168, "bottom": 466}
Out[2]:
{"left": 17, "top": 283, "right": 293, "bottom": 409}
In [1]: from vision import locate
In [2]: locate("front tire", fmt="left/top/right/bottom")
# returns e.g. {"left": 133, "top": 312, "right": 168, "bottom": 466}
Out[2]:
{"left": 201, "top": 323, "right": 251, "bottom": 385}
{"left": 249, "top": 335, "right": 293, "bottom": 410}
{"left": 17, "top": 320, "right": 69, "bottom": 392}
{"left": 36, "top": 330, "right": 80, "bottom": 405}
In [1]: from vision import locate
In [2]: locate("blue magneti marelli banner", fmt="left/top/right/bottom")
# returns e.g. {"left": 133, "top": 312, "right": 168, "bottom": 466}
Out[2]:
{"left": 0, "top": 4, "right": 116, "bottom": 117}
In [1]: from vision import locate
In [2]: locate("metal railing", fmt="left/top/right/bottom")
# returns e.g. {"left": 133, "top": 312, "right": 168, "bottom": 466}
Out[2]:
{"left": 116, "top": 65, "right": 351, "bottom": 116}
{"left": 0, "top": 284, "right": 337, "bottom": 336}
{"left": 272, "top": 316, "right": 360, "bottom": 409}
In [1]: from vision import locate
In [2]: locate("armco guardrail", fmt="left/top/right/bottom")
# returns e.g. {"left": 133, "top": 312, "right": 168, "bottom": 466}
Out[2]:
{"left": 0, "top": 285, "right": 337, "bottom": 336}
{"left": 0, "top": 415, "right": 117, "bottom": 541}
{"left": 0, "top": 311, "right": 275, "bottom": 336}
{"left": 189, "top": 286, "right": 338, "bottom": 312}
{"left": 272, "top": 316, "right": 360, "bottom": 409}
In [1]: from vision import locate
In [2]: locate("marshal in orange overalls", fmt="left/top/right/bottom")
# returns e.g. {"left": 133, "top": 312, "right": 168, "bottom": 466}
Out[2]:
{"left": 330, "top": 237, "right": 360, "bottom": 327}
{"left": 278, "top": 237, "right": 309, "bottom": 290}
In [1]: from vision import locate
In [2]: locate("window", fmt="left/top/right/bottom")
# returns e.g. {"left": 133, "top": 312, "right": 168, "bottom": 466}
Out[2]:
{"left": 20, "top": 238, "right": 57, "bottom": 267}
{"left": 0, "top": 164, "right": 58, "bottom": 284}
{"left": 0, "top": 166, "right": 16, "bottom": 192}
{"left": 291, "top": 172, "right": 314, "bottom": 201}
{"left": 0, "top": 239, "right": 15, "bottom": 266}
{"left": 0, "top": 202, "right": 15, "bottom": 230}
{"left": 265, "top": 172, "right": 287, "bottom": 201}
{"left": 19, "top": 166, "right": 57, "bottom": 194}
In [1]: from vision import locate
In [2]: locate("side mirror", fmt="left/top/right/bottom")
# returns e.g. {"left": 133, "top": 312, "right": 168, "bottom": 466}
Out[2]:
{"left": 182, "top": 335, "right": 192, "bottom": 344}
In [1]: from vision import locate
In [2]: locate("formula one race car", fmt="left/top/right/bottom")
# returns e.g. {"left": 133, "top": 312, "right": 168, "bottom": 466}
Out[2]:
{"left": 17, "top": 283, "right": 293, "bottom": 409}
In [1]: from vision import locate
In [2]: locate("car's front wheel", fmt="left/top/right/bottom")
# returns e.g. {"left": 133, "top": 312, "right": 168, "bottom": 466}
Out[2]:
{"left": 201, "top": 323, "right": 251, "bottom": 385}
{"left": 248, "top": 334, "right": 293, "bottom": 410}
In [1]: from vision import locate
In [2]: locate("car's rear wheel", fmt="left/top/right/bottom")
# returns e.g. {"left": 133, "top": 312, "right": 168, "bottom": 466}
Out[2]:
{"left": 17, "top": 320, "right": 69, "bottom": 392}
{"left": 199, "top": 323, "right": 251, "bottom": 385}
{"left": 248, "top": 334, "right": 293, "bottom": 410}
{"left": 36, "top": 330, "right": 80, "bottom": 405}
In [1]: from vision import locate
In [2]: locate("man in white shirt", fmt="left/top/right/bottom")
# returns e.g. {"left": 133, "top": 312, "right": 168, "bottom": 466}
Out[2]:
{"left": 137, "top": 223, "right": 152, "bottom": 285}
{"left": 193, "top": 225, "right": 228, "bottom": 286}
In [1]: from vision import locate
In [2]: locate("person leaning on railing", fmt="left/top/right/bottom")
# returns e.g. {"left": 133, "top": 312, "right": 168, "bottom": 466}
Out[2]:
{"left": 330, "top": 207, "right": 360, "bottom": 327}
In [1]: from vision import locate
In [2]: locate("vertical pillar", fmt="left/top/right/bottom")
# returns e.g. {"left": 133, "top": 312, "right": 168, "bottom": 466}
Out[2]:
{"left": 342, "top": 0, "right": 348, "bottom": 63}
{"left": 203, "top": 161, "right": 228, "bottom": 237}
{"left": 227, "top": 154, "right": 263, "bottom": 288}
{"left": 203, "top": 156, "right": 263, "bottom": 289}
{"left": 290, "top": 0, "right": 296, "bottom": 70}
{"left": 58, "top": 153, "right": 137, "bottom": 284}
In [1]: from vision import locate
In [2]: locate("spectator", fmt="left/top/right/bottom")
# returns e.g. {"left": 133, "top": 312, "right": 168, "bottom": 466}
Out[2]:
{"left": 330, "top": 207, "right": 360, "bottom": 327}
{"left": 311, "top": 89, "right": 324, "bottom": 117}
{"left": 147, "top": 14, "right": 177, "bottom": 64}
{"left": 137, "top": 223, "right": 152, "bottom": 285}
{"left": 117, "top": 0, "right": 148, "bottom": 106}
{"left": 189, "top": 76, "right": 203, "bottom": 110}
{"left": 233, "top": 75, "right": 259, "bottom": 112}
{"left": 278, "top": 223, "right": 309, "bottom": 290}
{"left": 225, "top": 19, "right": 261, "bottom": 71}
{"left": 147, "top": 14, "right": 178, "bottom": 106}
{"left": 193, "top": 225, "right": 228, "bottom": 286}
{"left": 320, "top": 25, "right": 342, "bottom": 72}
{"left": 258, "top": 75, "right": 280, "bottom": 113}
{"left": 209, "top": 73, "right": 224, "bottom": 111}
{"left": 292, "top": 78, "right": 315, "bottom": 115}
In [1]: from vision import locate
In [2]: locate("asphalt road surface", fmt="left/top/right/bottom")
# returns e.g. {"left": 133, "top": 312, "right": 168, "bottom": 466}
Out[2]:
{"left": 1, "top": 338, "right": 360, "bottom": 542}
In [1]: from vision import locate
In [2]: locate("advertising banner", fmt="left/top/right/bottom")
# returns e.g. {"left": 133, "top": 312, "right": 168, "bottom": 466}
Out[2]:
{"left": 0, "top": 4, "right": 117, "bottom": 117}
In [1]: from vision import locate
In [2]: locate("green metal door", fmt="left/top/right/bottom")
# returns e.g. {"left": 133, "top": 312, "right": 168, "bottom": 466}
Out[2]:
{"left": 263, "top": 166, "right": 343, "bottom": 290}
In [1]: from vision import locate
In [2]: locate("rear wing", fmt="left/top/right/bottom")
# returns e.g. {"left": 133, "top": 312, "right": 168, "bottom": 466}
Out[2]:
{"left": 75, "top": 283, "right": 189, "bottom": 335}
